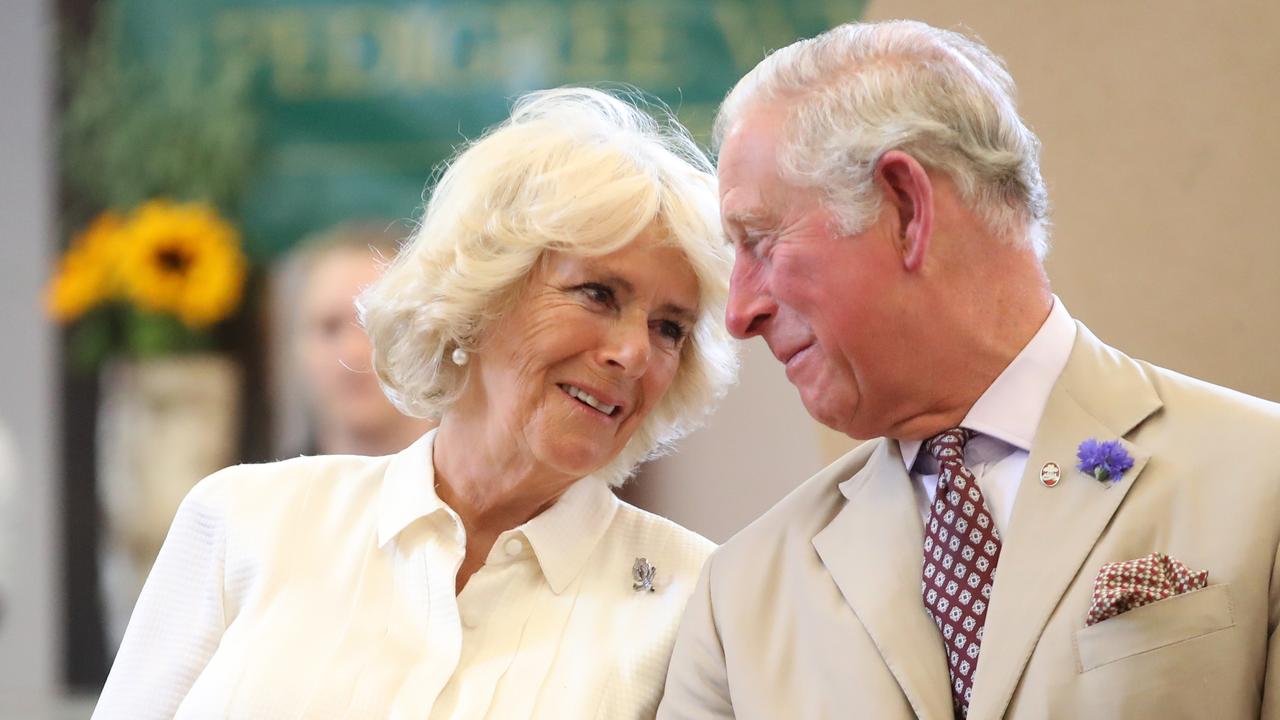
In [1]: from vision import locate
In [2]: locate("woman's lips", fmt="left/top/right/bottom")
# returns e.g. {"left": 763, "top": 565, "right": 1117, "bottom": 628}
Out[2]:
{"left": 557, "top": 382, "right": 623, "bottom": 418}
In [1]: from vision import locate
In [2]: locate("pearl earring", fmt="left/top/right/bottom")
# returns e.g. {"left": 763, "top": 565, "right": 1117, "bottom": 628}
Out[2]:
{"left": 451, "top": 347, "right": 469, "bottom": 366}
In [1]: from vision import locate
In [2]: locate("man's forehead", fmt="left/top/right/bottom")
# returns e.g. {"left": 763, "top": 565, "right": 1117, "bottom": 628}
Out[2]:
{"left": 717, "top": 110, "right": 787, "bottom": 228}
{"left": 718, "top": 107, "right": 784, "bottom": 170}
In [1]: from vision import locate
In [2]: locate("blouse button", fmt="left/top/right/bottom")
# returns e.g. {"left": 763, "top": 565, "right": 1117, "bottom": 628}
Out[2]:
{"left": 504, "top": 538, "right": 524, "bottom": 557}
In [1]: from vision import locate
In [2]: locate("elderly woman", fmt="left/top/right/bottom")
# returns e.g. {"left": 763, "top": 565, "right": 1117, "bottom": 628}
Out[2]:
{"left": 93, "top": 88, "right": 737, "bottom": 719}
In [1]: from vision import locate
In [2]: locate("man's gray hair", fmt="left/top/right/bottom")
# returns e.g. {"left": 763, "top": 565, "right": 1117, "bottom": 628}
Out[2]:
{"left": 715, "top": 20, "right": 1050, "bottom": 258}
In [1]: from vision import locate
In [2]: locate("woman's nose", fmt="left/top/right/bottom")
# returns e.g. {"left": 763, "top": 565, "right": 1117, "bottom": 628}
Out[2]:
{"left": 600, "top": 317, "right": 652, "bottom": 378}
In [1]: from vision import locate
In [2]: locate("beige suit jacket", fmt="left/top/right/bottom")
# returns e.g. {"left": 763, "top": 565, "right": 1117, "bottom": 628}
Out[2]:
{"left": 659, "top": 324, "right": 1280, "bottom": 719}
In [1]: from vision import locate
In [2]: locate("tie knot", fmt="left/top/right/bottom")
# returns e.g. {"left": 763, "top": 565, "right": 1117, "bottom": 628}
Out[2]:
{"left": 925, "top": 428, "right": 975, "bottom": 463}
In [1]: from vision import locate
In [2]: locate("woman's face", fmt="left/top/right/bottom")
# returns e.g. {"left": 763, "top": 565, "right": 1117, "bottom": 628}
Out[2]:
{"left": 459, "top": 226, "right": 700, "bottom": 481}
{"left": 296, "top": 248, "right": 402, "bottom": 434}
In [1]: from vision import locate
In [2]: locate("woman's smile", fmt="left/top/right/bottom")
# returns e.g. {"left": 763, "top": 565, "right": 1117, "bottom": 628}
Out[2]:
{"left": 557, "top": 382, "right": 623, "bottom": 418}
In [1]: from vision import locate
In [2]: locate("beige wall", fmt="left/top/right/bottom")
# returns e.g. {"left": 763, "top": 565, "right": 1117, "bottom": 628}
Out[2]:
{"left": 639, "top": 1, "right": 1279, "bottom": 542}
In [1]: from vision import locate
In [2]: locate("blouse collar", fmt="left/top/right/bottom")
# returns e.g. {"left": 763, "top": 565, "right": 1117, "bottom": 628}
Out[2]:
{"left": 377, "top": 428, "right": 619, "bottom": 594}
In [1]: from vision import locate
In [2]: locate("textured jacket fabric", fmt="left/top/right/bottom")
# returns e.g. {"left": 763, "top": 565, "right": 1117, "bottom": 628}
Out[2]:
{"left": 660, "top": 323, "right": 1280, "bottom": 719}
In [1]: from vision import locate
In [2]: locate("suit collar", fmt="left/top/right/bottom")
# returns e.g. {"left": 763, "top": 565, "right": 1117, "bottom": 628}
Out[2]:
{"left": 814, "top": 439, "right": 955, "bottom": 719}
{"left": 812, "top": 323, "right": 1161, "bottom": 720}
{"left": 967, "top": 322, "right": 1162, "bottom": 720}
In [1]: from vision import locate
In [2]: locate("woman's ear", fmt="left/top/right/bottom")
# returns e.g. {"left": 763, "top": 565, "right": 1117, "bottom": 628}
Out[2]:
{"left": 875, "top": 150, "right": 933, "bottom": 272}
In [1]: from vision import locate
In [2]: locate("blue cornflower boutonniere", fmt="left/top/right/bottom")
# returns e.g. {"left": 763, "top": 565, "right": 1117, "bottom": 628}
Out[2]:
{"left": 1076, "top": 438, "right": 1134, "bottom": 484}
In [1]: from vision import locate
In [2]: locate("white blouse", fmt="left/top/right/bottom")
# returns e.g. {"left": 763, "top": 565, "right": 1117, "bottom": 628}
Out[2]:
{"left": 93, "top": 430, "right": 714, "bottom": 719}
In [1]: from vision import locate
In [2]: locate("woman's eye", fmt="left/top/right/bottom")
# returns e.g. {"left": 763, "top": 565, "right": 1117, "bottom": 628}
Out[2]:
{"left": 315, "top": 316, "right": 345, "bottom": 339}
{"left": 578, "top": 283, "right": 616, "bottom": 307}
{"left": 654, "top": 320, "right": 688, "bottom": 345}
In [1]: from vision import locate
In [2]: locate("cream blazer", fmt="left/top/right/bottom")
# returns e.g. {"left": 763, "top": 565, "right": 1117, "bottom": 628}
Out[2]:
{"left": 659, "top": 324, "right": 1280, "bottom": 719}
{"left": 94, "top": 431, "right": 714, "bottom": 719}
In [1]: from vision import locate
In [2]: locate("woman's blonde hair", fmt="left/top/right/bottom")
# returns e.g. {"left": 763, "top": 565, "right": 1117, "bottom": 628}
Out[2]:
{"left": 358, "top": 87, "right": 738, "bottom": 485}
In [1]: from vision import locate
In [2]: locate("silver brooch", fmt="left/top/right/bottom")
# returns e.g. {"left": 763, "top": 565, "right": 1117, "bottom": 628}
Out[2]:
{"left": 632, "top": 557, "right": 657, "bottom": 592}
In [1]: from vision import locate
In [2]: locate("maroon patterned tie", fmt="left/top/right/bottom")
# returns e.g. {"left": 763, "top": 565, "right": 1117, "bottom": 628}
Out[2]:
{"left": 920, "top": 428, "right": 1001, "bottom": 718}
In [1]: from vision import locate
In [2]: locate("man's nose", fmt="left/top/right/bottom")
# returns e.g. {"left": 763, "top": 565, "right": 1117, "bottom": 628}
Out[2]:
{"left": 724, "top": 259, "right": 775, "bottom": 339}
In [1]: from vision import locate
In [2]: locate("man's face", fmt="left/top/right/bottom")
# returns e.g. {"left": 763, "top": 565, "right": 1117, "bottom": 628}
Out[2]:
{"left": 718, "top": 107, "right": 913, "bottom": 439}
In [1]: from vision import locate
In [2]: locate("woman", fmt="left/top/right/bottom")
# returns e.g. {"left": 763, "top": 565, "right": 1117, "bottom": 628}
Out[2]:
{"left": 93, "top": 87, "right": 737, "bottom": 719}
{"left": 275, "top": 221, "right": 436, "bottom": 457}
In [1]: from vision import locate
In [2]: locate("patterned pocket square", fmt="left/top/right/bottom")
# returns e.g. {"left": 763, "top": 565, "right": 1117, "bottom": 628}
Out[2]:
{"left": 1086, "top": 552, "right": 1208, "bottom": 626}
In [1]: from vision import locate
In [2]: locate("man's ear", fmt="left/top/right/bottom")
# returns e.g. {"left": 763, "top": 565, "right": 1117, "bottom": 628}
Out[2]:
{"left": 875, "top": 150, "right": 933, "bottom": 272}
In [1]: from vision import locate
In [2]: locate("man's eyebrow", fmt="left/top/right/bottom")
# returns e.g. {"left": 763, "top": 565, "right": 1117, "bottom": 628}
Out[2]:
{"left": 723, "top": 208, "right": 769, "bottom": 228}
{"left": 722, "top": 209, "right": 772, "bottom": 248}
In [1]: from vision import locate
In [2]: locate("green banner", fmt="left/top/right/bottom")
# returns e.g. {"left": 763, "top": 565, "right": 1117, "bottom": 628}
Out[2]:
{"left": 118, "top": 0, "right": 866, "bottom": 259}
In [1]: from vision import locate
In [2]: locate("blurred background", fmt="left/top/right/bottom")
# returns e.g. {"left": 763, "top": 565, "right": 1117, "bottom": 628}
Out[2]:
{"left": 1, "top": 0, "right": 1277, "bottom": 716}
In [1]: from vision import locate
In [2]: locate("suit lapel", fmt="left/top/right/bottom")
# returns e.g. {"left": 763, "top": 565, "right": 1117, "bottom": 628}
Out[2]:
{"left": 967, "top": 324, "right": 1162, "bottom": 720}
{"left": 813, "top": 440, "right": 954, "bottom": 719}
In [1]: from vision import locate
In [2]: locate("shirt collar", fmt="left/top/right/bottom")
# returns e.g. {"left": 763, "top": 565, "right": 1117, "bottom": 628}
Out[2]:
{"left": 899, "top": 296, "right": 1077, "bottom": 471}
{"left": 376, "top": 427, "right": 621, "bottom": 594}
{"left": 518, "top": 475, "right": 619, "bottom": 594}
{"left": 377, "top": 428, "right": 449, "bottom": 549}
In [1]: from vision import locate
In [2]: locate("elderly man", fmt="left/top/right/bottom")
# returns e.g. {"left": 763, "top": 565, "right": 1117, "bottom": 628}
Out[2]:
{"left": 659, "top": 19, "right": 1280, "bottom": 720}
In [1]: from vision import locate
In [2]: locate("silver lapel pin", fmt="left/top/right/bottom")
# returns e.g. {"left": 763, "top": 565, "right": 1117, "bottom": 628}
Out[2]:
{"left": 632, "top": 557, "right": 657, "bottom": 592}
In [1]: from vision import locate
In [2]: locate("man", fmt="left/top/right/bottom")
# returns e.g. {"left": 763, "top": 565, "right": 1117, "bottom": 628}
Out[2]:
{"left": 659, "top": 20, "right": 1280, "bottom": 720}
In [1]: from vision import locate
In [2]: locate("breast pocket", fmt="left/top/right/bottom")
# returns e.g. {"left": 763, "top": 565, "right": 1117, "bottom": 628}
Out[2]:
{"left": 1073, "top": 583, "right": 1235, "bottom": 672}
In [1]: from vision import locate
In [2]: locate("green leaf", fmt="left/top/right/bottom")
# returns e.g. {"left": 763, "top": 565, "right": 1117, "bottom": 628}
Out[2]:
{"left": 67, "top": 314, "right": 115, "bottom": 375}
{"left": 123, "top": 308, "right": 214, "bottom": 357}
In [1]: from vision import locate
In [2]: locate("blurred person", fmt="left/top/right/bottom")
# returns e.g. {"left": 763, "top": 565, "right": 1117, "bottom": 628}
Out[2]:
{"left": 282, "top": 223, "right": 436, "bottom": 457}
{"left": 93, "top": 87, "right": 737, "bottom": 719}
{"left": 660, "top": 19, "right": 1280, "bottom": 720}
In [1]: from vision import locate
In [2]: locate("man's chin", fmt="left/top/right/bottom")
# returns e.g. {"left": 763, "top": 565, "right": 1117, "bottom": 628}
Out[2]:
{"left": 800, "top": 391, "right": 867, "bottom": 440}
{"left": 799, "top": 394, "right": 840, "bottom": 432}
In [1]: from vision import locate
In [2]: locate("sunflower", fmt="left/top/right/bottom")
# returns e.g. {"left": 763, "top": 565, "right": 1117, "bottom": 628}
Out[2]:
{"left": 46, "top": 211, "right": 126, "bottom": 322}
{"left": 117, "top": 200, "right": 247, "bottom": 328}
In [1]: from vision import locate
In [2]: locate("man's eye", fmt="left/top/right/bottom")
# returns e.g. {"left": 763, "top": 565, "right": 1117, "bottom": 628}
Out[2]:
{"left": 743, "top": 234, "right": 771, "bottom": 260}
